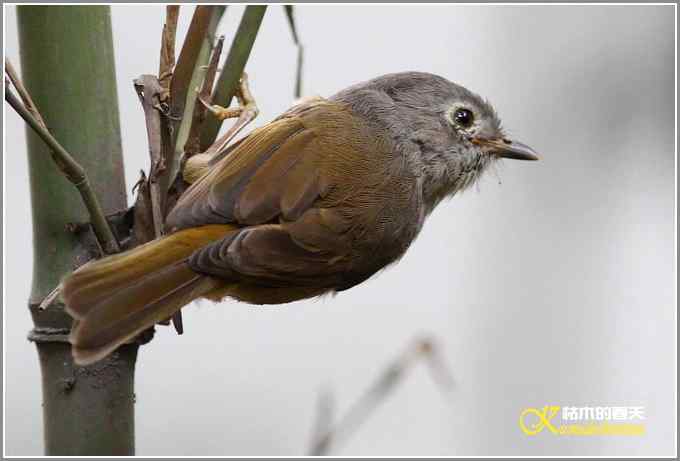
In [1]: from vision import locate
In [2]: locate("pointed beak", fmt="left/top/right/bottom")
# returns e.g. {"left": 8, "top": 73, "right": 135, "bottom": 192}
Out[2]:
{"left": 472, "top": 137, "right": 540, "bottom": 161}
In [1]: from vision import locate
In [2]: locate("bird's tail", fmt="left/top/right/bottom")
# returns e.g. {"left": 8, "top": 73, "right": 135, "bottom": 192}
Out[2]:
{"left": 63, "top": 225, "right": 235, "bottom": 365}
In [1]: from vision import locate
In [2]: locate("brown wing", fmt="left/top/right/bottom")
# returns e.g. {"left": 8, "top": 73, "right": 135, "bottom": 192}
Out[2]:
{"left": 165, "top": 100, "right": 360, "bottom": 293}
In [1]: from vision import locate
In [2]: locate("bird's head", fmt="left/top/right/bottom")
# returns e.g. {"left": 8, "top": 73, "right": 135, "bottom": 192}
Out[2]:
{"left": 333, "top": 72, "right": 539, "bottom": 211}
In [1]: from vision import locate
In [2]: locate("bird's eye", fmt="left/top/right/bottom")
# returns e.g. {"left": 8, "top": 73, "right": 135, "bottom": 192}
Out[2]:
{"left": 453, "top": 108, "right": 474, "bottom": 128}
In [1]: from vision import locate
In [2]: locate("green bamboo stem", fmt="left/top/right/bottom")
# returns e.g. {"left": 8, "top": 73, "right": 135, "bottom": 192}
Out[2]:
{"left": 17, "top": 5, "right": 137, "bottom": 455}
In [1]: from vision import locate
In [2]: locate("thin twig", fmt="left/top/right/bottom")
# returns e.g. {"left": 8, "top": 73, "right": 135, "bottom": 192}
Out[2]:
{"left": 158, "top": 5, "right": 180, "bottom": 101}
{"left": 5, "top": 89, "right": 121, "bottom": 255}
{"left": 5, "top": 58, "right": 46, "bottom": 128}
{"left": 421, "top": 338, "right": 456, "bottom": 391}
{"left": 201, "top": 35, "right": 225, "bottom": 103}
{"left": 309, "top": 336, "right": 454, "bottom": 456}
{"left": 183, "top": 35, "right": 225, "bottom": 157}
{"left": 284, "top": 5, "right": 304, "bottom": 98}
{"left": 309, "top": 388, "right": 335, "bottom": 456}
{"left": 294, "top": 45, "right": 304, "bottom": 100}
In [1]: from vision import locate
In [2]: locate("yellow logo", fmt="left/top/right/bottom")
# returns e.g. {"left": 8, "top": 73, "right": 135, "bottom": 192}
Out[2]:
{"left": 519, "top": 406, "right": 561, "bottom": 435}
{"left": 519, "top": 405, "right": 646, "bottom": 436}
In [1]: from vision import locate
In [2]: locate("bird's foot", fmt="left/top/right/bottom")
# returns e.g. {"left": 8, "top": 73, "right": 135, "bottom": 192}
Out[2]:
{"left": 200, "top": 72, "right": 259, "bottom": 157}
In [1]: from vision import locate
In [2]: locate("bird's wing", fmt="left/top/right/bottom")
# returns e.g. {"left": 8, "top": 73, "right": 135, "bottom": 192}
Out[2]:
{"left": 167, "top": 99, "right": 335, "bottom": 230}
{"left": 166, "top": 100, "right": 361, "bottom": 291}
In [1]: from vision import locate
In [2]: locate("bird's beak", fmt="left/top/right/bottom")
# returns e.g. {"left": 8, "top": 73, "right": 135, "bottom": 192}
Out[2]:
{"left": 472, "top": 137, "right": 540, "bottom": 161}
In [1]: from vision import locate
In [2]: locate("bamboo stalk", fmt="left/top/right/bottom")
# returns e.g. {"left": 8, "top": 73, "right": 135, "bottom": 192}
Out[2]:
{"left": 17, "top": 5, "right": 137, "bottom": 455}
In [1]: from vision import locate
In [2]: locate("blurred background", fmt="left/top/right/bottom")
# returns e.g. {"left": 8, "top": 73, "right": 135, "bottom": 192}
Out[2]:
{"left": 3, "top": 4, "right": 675, "bottom": 456}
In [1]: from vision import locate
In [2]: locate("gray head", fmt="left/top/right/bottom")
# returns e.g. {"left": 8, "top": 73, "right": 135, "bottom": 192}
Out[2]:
{"left": 331, "top": 72, "right": 539, "bottom": 211}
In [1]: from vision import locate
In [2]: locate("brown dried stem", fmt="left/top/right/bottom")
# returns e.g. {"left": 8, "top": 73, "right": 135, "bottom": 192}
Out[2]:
{"left": 134, "top": 75, "right": 167, "bottom": 238}
{"left": 158, "top": 5, "right": 180, "bottom": 101}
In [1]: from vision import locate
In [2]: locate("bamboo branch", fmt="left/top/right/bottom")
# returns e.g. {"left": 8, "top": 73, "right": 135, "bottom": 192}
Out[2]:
{"left": 5, "top": 88, "right": 120, "bottom": 255}
{"left": 309, "top": 336, "right": 454, "bottom": 456}
{"left": 5, "top": 58, "right": 46, "bottom": 127}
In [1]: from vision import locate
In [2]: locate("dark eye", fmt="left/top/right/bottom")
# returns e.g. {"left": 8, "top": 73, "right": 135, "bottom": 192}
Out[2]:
{"left": 453, "top": 108, "right": 474, "bottom": 128}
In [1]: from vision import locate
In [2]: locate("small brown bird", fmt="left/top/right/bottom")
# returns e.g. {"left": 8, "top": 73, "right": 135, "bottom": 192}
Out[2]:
{"left": 63, "top": 72, "right": 539, "bottom": 365}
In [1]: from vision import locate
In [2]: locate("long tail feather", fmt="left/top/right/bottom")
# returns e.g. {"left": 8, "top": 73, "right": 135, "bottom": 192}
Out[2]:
{"left": 62, "top": 225, "right": 235, "bottom": 365}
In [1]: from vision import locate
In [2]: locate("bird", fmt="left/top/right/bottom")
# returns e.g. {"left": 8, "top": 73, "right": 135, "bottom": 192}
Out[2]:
{"left": 62, "top": 71, "right": 539, "bottom": 365}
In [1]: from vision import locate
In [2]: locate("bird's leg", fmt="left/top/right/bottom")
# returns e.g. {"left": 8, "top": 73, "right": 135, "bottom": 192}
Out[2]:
{"left": 201, "top": 72, "right": 259, "bottom": 157}
{"left": 183, "top": 73, "right": 259, "bottom": 184}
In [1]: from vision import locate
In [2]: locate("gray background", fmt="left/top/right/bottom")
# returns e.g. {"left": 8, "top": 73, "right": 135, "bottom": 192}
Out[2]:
{"left": 3, "top": 4, "right": 676, "bottom": 456}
